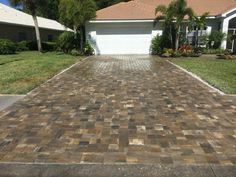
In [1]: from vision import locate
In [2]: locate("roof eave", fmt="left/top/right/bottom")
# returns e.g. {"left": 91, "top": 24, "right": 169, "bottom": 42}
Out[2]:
{"left": 0, "top": 21, "right": 71, "bottom": 31}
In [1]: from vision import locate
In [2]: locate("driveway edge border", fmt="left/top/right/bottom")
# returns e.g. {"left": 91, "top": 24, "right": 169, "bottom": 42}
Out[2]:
{"left": 167, "top": 61, "right": 236, "bottom": 96}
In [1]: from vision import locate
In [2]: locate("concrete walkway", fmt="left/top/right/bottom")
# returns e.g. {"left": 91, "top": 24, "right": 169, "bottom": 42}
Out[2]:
{"left": 0, "top": 95, "right": 25, "bottom": 111}
{"left": 0, "top": 55, "right": 235, "bottom": 176}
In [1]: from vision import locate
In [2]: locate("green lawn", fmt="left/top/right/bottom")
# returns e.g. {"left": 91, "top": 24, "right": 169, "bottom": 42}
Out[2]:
{"left": 172, "top": 57, "right": 236, "bottom": 94}
{"left": 0, "top": 52, "right": 82, "bottom": 94}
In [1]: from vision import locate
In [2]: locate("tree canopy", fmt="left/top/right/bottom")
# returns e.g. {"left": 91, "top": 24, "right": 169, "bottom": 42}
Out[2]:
{"left": 191, "top": 12, "right": 209, "bottom": 46}
{"left": 59, "top": 0, "right": 97, "bottom": 52}
{"left": 155, "top": 0, "right": 194, "bottom": 50}
{"left": 10, "top": 0, "right": 46, "bottom": 15}
{"left": 37, "top": 0, "right": 59, "bottom": 20}
{"left": 19, "top": 0, "right": 130, "bottom": 20}
{"left": 20, "top": 0, "right": 59, "bottom": 20}
{"left": 10, "top": 0, "right": 45, "bottom": 51}
{"left": 59, "top": 0, "right": 96, "bottom": 30}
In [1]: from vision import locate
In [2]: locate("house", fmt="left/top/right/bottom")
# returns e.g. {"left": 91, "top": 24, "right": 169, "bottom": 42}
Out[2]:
{"left": 0, "top": 3, "right": 70, "bottom": 42}
{"left": 86, "top": 0, "right": 236, "bottom": 55}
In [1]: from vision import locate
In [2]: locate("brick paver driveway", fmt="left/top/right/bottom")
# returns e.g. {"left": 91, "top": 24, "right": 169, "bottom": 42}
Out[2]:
{"left": 0, "top": 55, "right": 235, "bottom": 165}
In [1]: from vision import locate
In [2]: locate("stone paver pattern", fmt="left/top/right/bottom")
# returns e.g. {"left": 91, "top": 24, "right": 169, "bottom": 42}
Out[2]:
{"left": 0, "top": 55, "right": 235, "bottom": 165}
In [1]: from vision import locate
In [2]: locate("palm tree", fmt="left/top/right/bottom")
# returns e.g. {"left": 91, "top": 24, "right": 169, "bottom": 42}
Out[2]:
{"left": 155, "top": 0, "right": 194, "bottom": 50}
{"left": 192, "top": 12, "right": 209, "bottom": 46}
{"left": 154, "top": 5, "right": 175, "bottom": 48}
{"left": 172, "top": 0, "right": 194, "bottom": 50}
{"left": 59, "top": 0, "right": 96, "bottom": 52}
{"left": 10, "top": 0, "right": 45, "bottom": 52}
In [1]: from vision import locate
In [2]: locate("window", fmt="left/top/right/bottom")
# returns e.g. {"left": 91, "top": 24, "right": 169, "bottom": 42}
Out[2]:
{"left": 193, "top": 26, "right": 207, "bottom": 31}
{"left": 18, "top": 32, "right": 27, "bottom": 41}
{"left": 48, "top": 34, "right": 53, "bottom": 42}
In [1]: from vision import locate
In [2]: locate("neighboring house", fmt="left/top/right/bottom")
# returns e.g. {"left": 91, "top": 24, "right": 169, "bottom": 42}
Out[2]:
{"left": 0, "top": 3, "right": 70, "bottom": 42}
{"left": 86, "top": 0, "right": 236, "bottom": 55}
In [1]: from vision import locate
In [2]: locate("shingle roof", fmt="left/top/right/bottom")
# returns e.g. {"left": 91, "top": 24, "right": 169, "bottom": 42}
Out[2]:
{"left": 96, "top": 0, "right": 236, "bottom": 20}
{"left": 0, "top": 3, "right": 71, "bottom": 31}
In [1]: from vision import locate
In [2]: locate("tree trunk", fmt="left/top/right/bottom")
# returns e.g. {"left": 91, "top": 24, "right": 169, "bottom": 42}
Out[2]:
{"left": 80, "top": 26, "right": 84, "bottom": 53}
{"left": 170, "top": 25, "right": 173, "bottom": 48}
{"left": 196, "top": 28, "right": 199, "bottom": 47}
{"left": 73, "top": 26, "right": 77, "bottom": 34}
{"left": 73, "top": 26, "right": 79, "bottom": 50}
{"left": 32, "top": 15, "right": 42, "bottom": 52}
{"left": 175, "top": 26, "right": 181, "bottom": 50}
{"left": 200, "top": 29, "right": 203, "bottom": 46}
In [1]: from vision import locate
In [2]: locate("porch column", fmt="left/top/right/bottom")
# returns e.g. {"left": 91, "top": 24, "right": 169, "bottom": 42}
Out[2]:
{"left": 221, "top": 18, "right": 229, "bottom": 49}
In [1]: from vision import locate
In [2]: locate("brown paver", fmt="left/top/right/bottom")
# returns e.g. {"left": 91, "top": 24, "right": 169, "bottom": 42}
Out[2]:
{"left": 0, "top": 55, "right": 235, "bottom": 165}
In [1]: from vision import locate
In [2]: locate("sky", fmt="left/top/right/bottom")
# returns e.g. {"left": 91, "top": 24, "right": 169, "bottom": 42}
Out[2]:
{"left": 0, "top": 0, "right": 10, "bottom": 6}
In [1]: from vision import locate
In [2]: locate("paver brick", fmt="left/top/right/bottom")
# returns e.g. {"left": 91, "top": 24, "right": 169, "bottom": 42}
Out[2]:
{"left": 0, "top": 55, "right": 235, "bottom": 165}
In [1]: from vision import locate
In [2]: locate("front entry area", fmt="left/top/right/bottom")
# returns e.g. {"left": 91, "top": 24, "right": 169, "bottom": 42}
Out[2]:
{"left": 227, "top": 17, "right": 236, "bottom": 53}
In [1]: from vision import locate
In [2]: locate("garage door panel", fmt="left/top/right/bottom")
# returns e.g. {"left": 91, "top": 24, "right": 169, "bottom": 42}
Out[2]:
{"left": 95, "top": 26, "right": 153, "bottom": 55}
{"left": 97, "top": 35, "right": 150, "bottom": 54}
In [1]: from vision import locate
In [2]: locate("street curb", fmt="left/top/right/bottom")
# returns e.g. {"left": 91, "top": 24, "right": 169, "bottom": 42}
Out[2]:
{"left": 0, "top": 163, "right": 235, "bottom": 177}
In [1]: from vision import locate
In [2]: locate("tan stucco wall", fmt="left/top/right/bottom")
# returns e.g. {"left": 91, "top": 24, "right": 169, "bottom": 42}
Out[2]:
{"left": 0, "top": 23, "right": 63, "bottom": 42}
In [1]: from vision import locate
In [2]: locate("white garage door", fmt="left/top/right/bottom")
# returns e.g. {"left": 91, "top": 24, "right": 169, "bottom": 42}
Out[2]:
{"left": 95, "top": 25, "right": 152, "bottom": 55}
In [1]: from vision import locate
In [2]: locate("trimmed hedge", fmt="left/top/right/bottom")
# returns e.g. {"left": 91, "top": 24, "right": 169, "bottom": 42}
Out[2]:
{"left": 25, "top": 41, "right": 56, "bottom": 51}
{"left": 0, "top": 38, "right": 57, "bottom": 54}
{"left": 0, "top": 39, "right": 16, "bottom": 54}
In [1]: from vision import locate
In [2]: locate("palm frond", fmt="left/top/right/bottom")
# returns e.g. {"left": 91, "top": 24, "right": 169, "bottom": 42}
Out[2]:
{"left": 199, "top": 12, "right": 209, "bottom": 21}
{"left": 155, "top": 5, "right": 167, "bottom": 15}
{"left": 184, "top": 7, "right": 194, "bottom": 18}
{"left": 153, "top": 15, "right": 166, "bottom": 27}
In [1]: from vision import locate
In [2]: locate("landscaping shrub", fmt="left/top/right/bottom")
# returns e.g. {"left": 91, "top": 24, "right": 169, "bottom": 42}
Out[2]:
{"left": 57, "top": 32, "right": 79, "bottom": 53}
{"left": 173, "top": 50, "right": 182, "bottom": 58}
{"left": 0, "top": 39, "right": 16, "bottom": 54}
{"left": 170, "top": 45, "right": 201, "bottom": 58}
{"left": 151, "top": 25, "right": 174, "bottom": 55}
{"left": 42, "top": 42, "right": 57, "bottom": 51}
{"left": 71, "top": 49, "right": 81, "bottom": 56}
{"left": 209, "top": 31, "right": 226, "bottom": 49}
{"left": 179, "top": 44, "right": 193, "bottom": 53}
{"left": 162, "top": 48, "right": 174, "bottom": 57}
{"left": 150, "top": 35, "right": 162, "bottom": 55}
{"left": 193, "top": 46, "right": 204, "bottom": 54}
{"left": 203, "top": 48, "right": 230, "bottom": 55}
{"left": 178, "top": 45, "right": 195, "bottom": 57}
{"left": 199, "top": 35, "right": 209, "bottom": 47}
{"left": 25, "top": 41, "right": 38, "bottom": 51}
{"left": 16, "top": 41, "right": 29, "bottom": 51}
{"left": 83, "top": 42, "right": 94, "bottom": 55}
{"left": 25, "top": 41, "right": 57, "bottom": 51}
